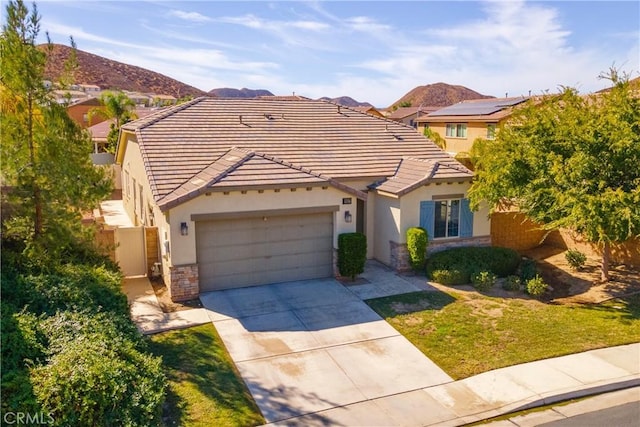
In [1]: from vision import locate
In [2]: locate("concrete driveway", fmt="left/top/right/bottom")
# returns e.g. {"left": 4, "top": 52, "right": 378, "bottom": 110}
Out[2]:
{"left": 200, "top": 264, "right": 452, "bottom": 424}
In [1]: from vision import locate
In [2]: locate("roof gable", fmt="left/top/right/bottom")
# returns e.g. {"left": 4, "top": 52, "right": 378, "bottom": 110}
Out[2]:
{"left": 371, "top": 157, "right": 473, "bottom": 196}
{"left": 157, "top": 147, "right": 365, "bottom": 211}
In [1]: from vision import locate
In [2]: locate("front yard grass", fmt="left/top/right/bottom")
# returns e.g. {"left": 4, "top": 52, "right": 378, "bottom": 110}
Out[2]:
{"left": 148, "top": 324, "right": 264, "bottom": 427}
{"left": 366, "top": 290, "right": 640, "bottom": 380}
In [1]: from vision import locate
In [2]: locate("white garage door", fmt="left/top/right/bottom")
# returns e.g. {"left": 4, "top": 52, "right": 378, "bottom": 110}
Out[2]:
{"left": 196, "top": 212, "right": 334, "bottom": 291}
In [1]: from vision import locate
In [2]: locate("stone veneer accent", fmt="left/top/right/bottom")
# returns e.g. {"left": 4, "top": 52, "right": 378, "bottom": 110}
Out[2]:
{"left": 389, "top": 241, "right": 412, "bottom": 272}
{"left": 389, "top": 236, "right": 492, "bottom": 272}
{"left": 169, "top": 264, "right": 199, "bottom": 302}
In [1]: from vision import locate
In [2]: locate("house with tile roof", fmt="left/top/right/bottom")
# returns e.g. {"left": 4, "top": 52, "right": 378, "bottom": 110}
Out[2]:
{"left": 416, "top": 97, "right": 530, "bottom": 155}
{"left": 115, "top": 96, "right": 491, "bottom": 301}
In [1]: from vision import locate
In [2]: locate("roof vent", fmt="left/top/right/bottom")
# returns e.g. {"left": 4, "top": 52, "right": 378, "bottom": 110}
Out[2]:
{"left": 264, "top": 113, "right": 273, "bottom": 120}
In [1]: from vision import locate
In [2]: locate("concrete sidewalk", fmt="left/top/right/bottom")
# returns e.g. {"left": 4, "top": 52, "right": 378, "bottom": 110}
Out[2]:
{"left": 268, "top": 342, "right": 639, "bottom": 426}
{"left": 122, "top": 277, "right": 209, "bottom": 334}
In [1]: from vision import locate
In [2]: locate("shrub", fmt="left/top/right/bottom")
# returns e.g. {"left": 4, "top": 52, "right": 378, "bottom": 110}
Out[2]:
{"left": 32, "top": 311, "right": 165, "bottom": 426}
{"left": 337, "top": 233, "right": 367, "bottom": 280}
{"left": 502, "top": 275, "right": 522, "bottom": 291}
{"left": 430, "top": 269, "right": 469, "bottom": 286}
{"left": 526, "top": 276, "right": 548, "bottom": 297}
{"left": 406, "top": 227, "right": 428, "bottom": 272}
{"left": 519, "top": 258, "right": 538, "bottom": 282}
{"left": 426, "top": 246, "right": 521, "bottom": 285}
{"left": 471, "top": 271, "right": 497, "bottom": 291}
{"left": 565, "top": 249, "right": 587, "bottom": 270}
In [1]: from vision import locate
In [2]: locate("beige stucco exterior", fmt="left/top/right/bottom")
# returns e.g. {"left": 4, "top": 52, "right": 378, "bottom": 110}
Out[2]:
{"left": 422, "top": 122, "right": 495, "bottom": 154}
{"left": 372, "top": 181, "right": 491, "bottom": 266}
{"left": 167, "top": 186, "right": 358, "bottom": 267}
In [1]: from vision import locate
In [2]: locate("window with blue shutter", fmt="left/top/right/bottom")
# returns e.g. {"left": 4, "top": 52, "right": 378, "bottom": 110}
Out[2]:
{"left": 460, "top": 198, "right": 474, "bottom": 238}
{"left": 420, "top": 198, "right": 473, "bottom": 239}
{"left": 419, "top": 201, "right": 435, "bottom": 239}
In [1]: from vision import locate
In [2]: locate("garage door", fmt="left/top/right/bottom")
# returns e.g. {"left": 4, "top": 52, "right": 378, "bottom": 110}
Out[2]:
{"left": 196, "top": 212, "right": 334, "bottom": 291}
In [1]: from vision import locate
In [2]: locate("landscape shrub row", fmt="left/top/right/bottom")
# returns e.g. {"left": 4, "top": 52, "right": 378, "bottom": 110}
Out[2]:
{"left": 426, "top": 246, "right": 521, "bottom": 285}
{"left": 1, "top": 241, "right": 166, "bottom": 426}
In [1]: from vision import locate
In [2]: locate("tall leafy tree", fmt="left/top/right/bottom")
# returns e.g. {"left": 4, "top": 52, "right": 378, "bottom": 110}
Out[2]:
{"left": 1, "top": 0, "right": 111, "bottom": 252}
{"left": 469, "top": 71, "right": 640, "bottom": 281}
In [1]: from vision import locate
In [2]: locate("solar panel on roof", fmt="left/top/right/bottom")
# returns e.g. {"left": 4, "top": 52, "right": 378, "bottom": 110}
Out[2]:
{"left": 428, "top": 98, "right": 527, "bottom": 117}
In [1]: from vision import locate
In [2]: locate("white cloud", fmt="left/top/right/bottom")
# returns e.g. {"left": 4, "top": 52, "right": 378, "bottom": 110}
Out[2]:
{"left": 168, "top": 10, "right": 212, "bottom": 23}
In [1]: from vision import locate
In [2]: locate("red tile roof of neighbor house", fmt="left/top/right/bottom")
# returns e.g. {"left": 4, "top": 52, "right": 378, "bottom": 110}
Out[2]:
{"left": 119, "top": 97, "right": 472, "bottom": 206}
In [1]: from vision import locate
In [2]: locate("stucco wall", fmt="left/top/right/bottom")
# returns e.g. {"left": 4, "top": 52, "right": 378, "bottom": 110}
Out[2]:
{"left": 339, "top": 178, "right": 383, "bottom": 259}
{"left": 373, "top": 194, "right": 401, "bottom": 265}
{"left": 424, "top": 122, "right": 492, "bottom": 154}
{"left": 167, "top": 187, "right": 358, "bottom": 266}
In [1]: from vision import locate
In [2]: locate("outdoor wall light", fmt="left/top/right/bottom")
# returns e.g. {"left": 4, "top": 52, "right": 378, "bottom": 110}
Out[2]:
{"left": 180, "top": 222, "right": 188, "bottom": 236}
{"left": 344, "top": 211, "right": 352, "bottom": 223}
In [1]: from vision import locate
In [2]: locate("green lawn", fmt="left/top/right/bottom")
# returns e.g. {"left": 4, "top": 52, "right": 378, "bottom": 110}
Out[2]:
{"left": 147, "top": 324, "right": 264, "bottom": 427}
{"left": 367, "top": 290, "right": 640, "bottom": 380}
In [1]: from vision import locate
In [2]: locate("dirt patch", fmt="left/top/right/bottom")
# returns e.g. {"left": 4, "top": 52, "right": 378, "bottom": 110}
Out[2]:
{"left": 150, "top": 278, "right": 203, "bottom": 313}
{"left": 521, "top": 245, "right": 640, "bottom": 304}
{"left": 391, "top": 299, "right": 432, "bottom": 314}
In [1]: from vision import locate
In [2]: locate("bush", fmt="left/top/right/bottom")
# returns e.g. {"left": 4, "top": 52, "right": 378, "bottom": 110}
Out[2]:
{"left": 519, "top": 258, "right": 538, "bottom": 282}
{"left": 406, "top": 227, "right": 428, "bottom": 272}
{"left": 565, "top": 249, "right": 587, "bottom": 270}
{"left": 32, "top": 311, "right": 165, "bottom": 426}
{"left": 502, "top": 275, "right": 522, "bottom": 291}
{"left": 426, "top": 246, "right": 521, "bottom": 285}
{"left": 337, "top": 233, "right": 367, "bottom": 280}
{"left": 471, "top": 271, "right": 497, "bottom": 291}
{"left": 526, "top": 276, "right": 548, "bottom": 297}
{"left": 430, "top": 269, "right": 469, "bottom": 286}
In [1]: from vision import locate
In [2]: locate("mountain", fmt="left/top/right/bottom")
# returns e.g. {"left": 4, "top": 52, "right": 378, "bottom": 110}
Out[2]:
{"left": 390, "top": 82, "right": 493, "bottom": 109}
{"left": 208, "top": 88, "right": 274, "bottom": 98}
{"left": 318, "top": 96, "right": 373, "bottom": 107}
{"left": 41, "top": 44, "right": 206, "bottom": 98}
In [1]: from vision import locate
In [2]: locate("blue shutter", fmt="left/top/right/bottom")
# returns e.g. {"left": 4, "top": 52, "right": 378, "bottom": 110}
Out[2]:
{"left": 420, "top": 201, "right": 435, "bottom": 240}
{"left": 460, "top": 198, "right": 474, "bottom": 238}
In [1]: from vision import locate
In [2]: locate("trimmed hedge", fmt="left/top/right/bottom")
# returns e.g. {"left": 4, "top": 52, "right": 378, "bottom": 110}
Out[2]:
{"left": 426, "top": 246, "right": 521, "bottom": 285}
{"left": 338, "top": 233, "right": 367, "bottom": 280}
{"left": 406, "top": 227, "right": 428, "bottom": 272}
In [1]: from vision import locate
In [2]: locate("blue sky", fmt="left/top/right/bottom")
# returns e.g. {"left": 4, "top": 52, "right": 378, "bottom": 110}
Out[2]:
{"left": 25, "top": 0, "right": 640, "bottom": 106}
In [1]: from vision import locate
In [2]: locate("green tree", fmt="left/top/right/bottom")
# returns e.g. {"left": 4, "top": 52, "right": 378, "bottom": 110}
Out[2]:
{"left": 423, "top": 127, "right": 446, "bottom": 150}
{"left": 0, "top": 0, "right": 111, "bottom": 250}
{"left": 468, "top": 71, "right": 640, "bottom": 281}
{"left": 88, "top": 90, "right": 137, "bottom": 153}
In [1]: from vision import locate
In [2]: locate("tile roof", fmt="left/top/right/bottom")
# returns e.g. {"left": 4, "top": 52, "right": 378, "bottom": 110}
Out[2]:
{"left": 371, "top": 157, "right": 473, "bottom": 196}
{"left": 120, "top": 97, "right": 468, "bottom": 205}
{"left": 157, "top": 147, "right": 366, "bottom": 210}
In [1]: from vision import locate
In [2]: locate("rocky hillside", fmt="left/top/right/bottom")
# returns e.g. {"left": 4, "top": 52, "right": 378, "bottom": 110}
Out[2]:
{"left": 41, "top": 44, "right": 206, "bottom": 98}
{"left": 318, "top": 96, "right": 373, "bottom": 107}
{"left": 208, "top": 88, "right": 274, "bottom": 98}
{"left": 390, "top": 82, "right": 493, "bottom": 109}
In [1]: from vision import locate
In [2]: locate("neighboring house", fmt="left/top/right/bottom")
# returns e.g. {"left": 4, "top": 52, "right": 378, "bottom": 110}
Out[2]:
{"left": 66, "top": 96, "right": 104, "bottom": 128}
{"left": 352, "top": 106, "right": 385, "bottom": 118}
{"left": 417, "top": 97, "right": 529, "bottom": 155}
{"left": 53, "top": 89, "right": 90, "bottom": 105}
{"left": 124, "top": 91, "right": 152, "bottom": 106}
{"left": 151, "top": 94, "right": 177, "bottom": 107}
{"left": 78, "top": 83, "right": 101, "bottom": 93}
{"left": 116, "top": 97, "right": 491, "bottom": 301}
{"left": 387, "top": 106, "right": 440, "bottom": 128}
{"left": 88, "top": 107, "right": 161, "bottom": 153}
